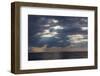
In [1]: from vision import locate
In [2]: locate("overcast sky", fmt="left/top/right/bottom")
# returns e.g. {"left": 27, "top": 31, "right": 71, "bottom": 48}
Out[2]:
{"left": 28, "top": 15, "right": 88, "bottom": 48}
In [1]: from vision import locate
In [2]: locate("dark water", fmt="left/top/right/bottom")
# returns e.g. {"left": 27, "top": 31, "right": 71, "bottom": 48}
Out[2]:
{"left": 28, "top": 51, "right": 88, "bottom": 61}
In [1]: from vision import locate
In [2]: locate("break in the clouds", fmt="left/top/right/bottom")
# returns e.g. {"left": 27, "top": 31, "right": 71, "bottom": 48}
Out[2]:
{"left": 28, "top": 15, "right": 88, "bottom": 49}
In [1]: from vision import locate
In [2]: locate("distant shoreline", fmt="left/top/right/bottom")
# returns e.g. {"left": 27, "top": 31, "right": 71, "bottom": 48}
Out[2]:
{"left": 29, "top": 47, "right": 87, "bottom": 53}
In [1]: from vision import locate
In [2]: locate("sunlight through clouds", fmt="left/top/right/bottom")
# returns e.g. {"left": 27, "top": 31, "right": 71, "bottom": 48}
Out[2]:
{"left": 52, "top": 19, "right": 59, "bottom": 23}
{"left": 28, "top": 15, "right": 88, "bottom": 48}
{"left": 43, "top": 29, "right": 50, "bottom": 34}
{"left": 67, "top": 34, "right": 87, "bottom": 44}
{"left": 47, "top": 19, "right": 59, "bottom": 24}
{"left": 81, "top": 27, "right": 88, "bottom": 31}
{"left": 51, "top": 25, "right": 64, "bottom": 30}
{"left": 41, "top": 31, "right": 58, "bottom": 37}
{"left": 44, "top": 24, "right": 50, "bottom": 27}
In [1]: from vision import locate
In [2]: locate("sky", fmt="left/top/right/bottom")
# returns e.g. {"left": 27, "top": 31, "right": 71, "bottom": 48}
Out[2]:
{"left": 28, "top": 15, "right": 88, "bottom": 48}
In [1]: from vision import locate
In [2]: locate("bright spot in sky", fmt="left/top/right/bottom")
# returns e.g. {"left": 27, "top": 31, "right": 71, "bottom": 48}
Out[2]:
{"left": 52, "top": 25, "right": 64, "bottom": 30}
{"left": 52, "top": 31, "right": 58, "bottom": 35}
{"left": 44, "top": 24, "right": 50, "bottom": 27}
{"left": 41, "top": 31, "right": 58, "bottom": 37}
{"left": 43, "top": 29, "right": 50, "bottom": 34}
{"left": 67, "top": 34, "right": 87, "bottom": 43}
{"left": 52, "top": 19, "right": 59, "bottom": 23}
{"left": 81, "top": 27, "right": 88, "bottom": 31}
{"left": 41, "top": 34, "right": 55, "bottom": 37}
{"left": 48, "top": 19, "right": 59, "bottom": 24}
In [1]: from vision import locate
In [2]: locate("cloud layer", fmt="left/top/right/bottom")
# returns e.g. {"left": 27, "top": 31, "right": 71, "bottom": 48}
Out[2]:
{"left": 28, "top": 15, "right": 88, "bottom": 49}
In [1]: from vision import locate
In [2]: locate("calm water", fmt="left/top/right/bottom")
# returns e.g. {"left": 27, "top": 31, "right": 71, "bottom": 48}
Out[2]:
{"left": 28, "top": 51, "right": 88, "bottom": 61}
